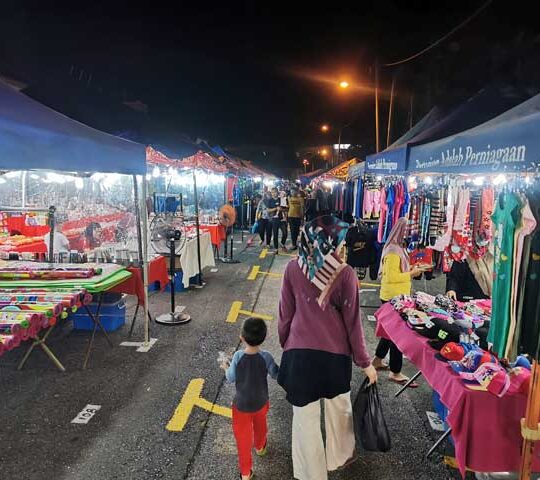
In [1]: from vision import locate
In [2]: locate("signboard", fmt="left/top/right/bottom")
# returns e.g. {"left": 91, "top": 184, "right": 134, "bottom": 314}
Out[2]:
{"left": 408, "top": 112, "right": 540, "bottom": 174}
{"left": 365, "top": 146, "right": 407, "bottom": 174}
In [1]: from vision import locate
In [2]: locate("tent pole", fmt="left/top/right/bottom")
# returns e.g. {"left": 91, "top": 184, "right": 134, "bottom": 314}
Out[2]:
{"left": 141, "top": 175, "right": 150, "bottom": 344}
{"left": 193, "top": 170, "right": 203, "bottom": 286}
{"left": 132, "top": 175, "right": 144, "bottom": 268}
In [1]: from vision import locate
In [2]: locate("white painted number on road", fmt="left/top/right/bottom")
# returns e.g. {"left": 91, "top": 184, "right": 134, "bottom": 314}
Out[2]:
{"left": 426, "top": 411, "right": 445, "bottom": 432}
{"left": 71, "top": 404, "right": 101, "bottom": 424}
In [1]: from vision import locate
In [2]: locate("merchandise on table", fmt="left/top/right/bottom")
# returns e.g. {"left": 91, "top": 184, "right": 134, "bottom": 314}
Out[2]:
{"left": 0, "top": 288, "right": 92, "bottom": 358}
{"left": 0, "top": 265, "right": 101, "bottom": 280}
{"left": 385, "top": 292, "right": 531, "bottom": 399}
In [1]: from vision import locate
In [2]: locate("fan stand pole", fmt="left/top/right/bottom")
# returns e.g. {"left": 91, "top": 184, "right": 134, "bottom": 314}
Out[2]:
{"left": 155, "top": 236, "right": 191, "bottom": 325}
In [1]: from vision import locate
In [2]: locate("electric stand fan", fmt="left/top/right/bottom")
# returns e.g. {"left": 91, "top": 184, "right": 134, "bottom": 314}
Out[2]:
{"left": 218, "top": 204, "right": 240, "bottom": 264}
{"left": 150, "top": 213, "right": 191, "bottom": 325}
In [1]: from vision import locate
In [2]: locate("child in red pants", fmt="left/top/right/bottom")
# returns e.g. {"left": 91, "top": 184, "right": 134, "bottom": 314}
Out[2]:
{"left": 221, "top": 318, "right": 279, "bottom": 479}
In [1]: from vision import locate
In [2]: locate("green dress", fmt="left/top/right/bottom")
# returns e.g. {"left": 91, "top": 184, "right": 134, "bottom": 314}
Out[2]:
{"left": 488, "top": 192, "right": 521, "bottom": 357}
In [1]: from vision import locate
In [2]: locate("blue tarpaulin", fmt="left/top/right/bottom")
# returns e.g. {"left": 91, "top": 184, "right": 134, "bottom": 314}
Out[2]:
{"left": 408, "top": 94, "right": 540, "bottom": 174}
{"left": 0, "top": 81, "right": 146, "bottom": 175}
{"left": 365, "top": 107, "right": 443, "bottom": 174}
{"left": 365, "top": 86, "right": 528, "bottom": 175}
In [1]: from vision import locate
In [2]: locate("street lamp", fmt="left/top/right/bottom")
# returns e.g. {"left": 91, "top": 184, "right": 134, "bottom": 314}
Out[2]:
{"left": 337, "top": 70, "right": 380, "bottom": 152}
{"left": 302, "top": 158, "right": 309, "bottom": 173}
{"left": 321, "top": 124, "right": 329, "bottom": 132}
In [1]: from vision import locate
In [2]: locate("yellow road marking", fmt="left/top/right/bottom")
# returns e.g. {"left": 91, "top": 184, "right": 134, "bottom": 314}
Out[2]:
{"left": 247, "top": 265, "right": 283, "bottom": 280}
{"left": 226, "top": 301, "right": 273, "bottom": 323}
{"left": 166, "top": 378, "right": 232, "bottom": 432}
{"left": 259, "top": 249, "right": 268, "bottom": 259}
{"left": 247, "top": 265, "right": 260, "bottom": 280}
{"left": 359, "top": 282, "right": 381, "bottom": 288}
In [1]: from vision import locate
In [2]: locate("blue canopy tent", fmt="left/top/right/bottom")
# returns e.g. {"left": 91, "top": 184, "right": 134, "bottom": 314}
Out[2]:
{"left": 408, "top": 93, "right": 540, "bottom": 174}
{"left": 364, "top": 107, "right": 444, "bottom": 174}
{"left": 365, "top": 86, "right": 529, "bottom": 175}
{"left": 0, "top": 80, "right": 151, "bottom": 345}
{"left": 0, "top": 81, "right": 146, "bottom": 174}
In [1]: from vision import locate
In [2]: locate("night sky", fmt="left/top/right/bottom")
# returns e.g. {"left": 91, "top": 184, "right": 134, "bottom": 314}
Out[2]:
{"left": 0, "top": 1, "right": 537, "bottom": 171}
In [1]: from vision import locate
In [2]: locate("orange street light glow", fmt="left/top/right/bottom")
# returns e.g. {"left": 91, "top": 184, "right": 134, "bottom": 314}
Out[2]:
{"left": 321, "top": 149, "right": 328, "bottom": 156}
{"left": 321, "top": 124, "right": 329, "bottom": 132}
{"left": 339, "top": 80, "right": 350, "bottom": 89}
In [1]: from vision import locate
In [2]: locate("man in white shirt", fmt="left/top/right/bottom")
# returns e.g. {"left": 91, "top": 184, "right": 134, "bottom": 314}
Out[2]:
{"left": 43, "top": 221, "right": 70, "bottom": 255}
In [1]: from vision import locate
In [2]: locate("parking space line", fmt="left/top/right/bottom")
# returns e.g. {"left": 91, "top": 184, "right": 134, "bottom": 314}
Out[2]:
{"left": 166, "top": 378, "right": 232, "bottom": 432}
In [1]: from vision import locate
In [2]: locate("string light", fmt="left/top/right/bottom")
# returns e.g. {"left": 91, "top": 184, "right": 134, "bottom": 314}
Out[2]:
{"left": 473, "top": 176, "right": 485, "bottom": 186}
{"left": 493, "top": 174, "right": 507, "bottom": 185}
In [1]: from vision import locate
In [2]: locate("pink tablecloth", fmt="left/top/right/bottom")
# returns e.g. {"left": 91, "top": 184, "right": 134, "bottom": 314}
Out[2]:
{"left": 375, "top": 302, "right": 539, "bottom": 477}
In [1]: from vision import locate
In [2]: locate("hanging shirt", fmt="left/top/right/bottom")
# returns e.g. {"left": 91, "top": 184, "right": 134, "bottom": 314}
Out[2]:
{"left": 506, "top": 196, "right": 536, "bottom": 359}
{"left": 488, "top": 192, "right": 521, "bottom": 357}
{"left": 518, "top": 191, "right": 540, "bottom": 359}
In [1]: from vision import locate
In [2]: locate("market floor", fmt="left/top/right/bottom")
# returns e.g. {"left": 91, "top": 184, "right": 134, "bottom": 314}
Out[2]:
{"left": 0, "top": 236, "right": 466, "bottom": 480}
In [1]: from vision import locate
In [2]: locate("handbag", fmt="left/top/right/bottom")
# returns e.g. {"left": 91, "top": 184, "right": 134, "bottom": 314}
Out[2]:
{"left": 251, "top": 220, "right": 260, "bottom": 234}
{"left": 353, "top": 378, "right": 391, "bottom": 452}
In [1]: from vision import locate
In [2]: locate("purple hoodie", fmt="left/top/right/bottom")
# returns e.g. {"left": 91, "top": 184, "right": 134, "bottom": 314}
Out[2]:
{"left": 278, "top": 260, "right": 371, "bottom": 368}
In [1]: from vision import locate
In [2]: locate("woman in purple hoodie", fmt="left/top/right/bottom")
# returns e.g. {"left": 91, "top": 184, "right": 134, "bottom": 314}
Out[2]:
{"left": 278, "top": 215, "right": 377, "bottom": 480}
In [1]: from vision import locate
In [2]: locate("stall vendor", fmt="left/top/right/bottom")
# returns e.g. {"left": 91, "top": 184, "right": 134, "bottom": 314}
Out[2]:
{"left": 43, "top": 219, "right": 70, "bottom": 256}
{"left": 446, "top": 254, "right": 492, "bottom": 301}
{"left": 85, "top": 222, "right": 103, "bottom": 249}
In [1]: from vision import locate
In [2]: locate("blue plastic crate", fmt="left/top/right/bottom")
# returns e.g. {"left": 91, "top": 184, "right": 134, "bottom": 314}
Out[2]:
{"left": 71, "top": 294, "right": 127, "bottom": 332}
{"left": 432, "top": 390, "right": 454, "bottom": 445}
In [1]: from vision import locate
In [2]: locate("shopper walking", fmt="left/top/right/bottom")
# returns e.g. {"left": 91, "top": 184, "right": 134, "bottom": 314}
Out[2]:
{"left": 372, "top": 218, "right": 422, "bottom": 386}
{"left": 221, "top": 318, "right": 279, "bottom": 480}
{"left": 256, "top": 193, "right": 272, "bottom": 246}
{"left": 267, "top": 188, "right": 286, "bottom": 253}
{"left": 278, "top": 215, "right": 377, "bottom": 480}
{"left": 288, "top": 188, "right": 304, "bottom": 250}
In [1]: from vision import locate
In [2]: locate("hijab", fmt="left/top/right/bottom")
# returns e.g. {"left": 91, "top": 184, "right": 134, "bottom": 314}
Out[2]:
{"left": 298, "top": 215, "right": 349, "bottom": 310}
{"left": 378, "top": 217, "right": 410, "bottom": 277}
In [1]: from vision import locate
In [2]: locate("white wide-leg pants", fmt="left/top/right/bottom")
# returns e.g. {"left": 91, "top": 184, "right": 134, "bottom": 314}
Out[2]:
{"left": 292, "top": 391, "right": 355, "bottom": 480}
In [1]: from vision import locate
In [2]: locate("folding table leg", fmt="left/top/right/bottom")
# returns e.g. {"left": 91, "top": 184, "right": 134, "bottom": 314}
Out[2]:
{"left": 395, "top": 370, "right": 422, "bottom": 397}
{"left": 426, "top": 428, "right": 452, "bottom": 458}
{"left": 18, "top": 326, "right": 65, "bottom": 372}
{"left": 129, "top": 304, "right": 140, "bottom": 338}
{"left": 82, "top": 293, "right": 114, "bottom": 369}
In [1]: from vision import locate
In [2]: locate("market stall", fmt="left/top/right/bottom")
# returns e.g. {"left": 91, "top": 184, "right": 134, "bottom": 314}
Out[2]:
{"left": 0, "top": 79, "right": 150, "bottom": 368}
{"left": 376, "top": 92, "right": 540, "bottom": 478}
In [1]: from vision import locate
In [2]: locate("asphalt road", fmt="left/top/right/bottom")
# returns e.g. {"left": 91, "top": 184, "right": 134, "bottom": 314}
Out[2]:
{"left": 0, "top": 235, "right": 476, "bottom": 480}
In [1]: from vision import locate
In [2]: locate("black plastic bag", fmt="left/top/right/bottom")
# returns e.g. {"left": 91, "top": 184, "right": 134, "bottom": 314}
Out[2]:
{"left": 353, "top": 378, "right": 391, "bottom": 452}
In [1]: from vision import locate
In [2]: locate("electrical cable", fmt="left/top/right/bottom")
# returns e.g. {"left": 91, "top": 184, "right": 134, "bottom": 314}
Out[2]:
{"left": 383, "top": 0, "right": 493, "bottom": 67}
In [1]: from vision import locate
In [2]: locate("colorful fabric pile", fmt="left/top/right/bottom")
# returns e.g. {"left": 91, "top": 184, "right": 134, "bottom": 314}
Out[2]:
{"left": 0, "top": 288, "right": 91, "bottom": 357}
{"left": 0, "top": 266, "right": 102, "bottom": 280}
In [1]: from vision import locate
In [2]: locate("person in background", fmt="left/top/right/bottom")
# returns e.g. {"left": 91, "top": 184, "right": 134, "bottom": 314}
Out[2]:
{"left": 278, "top": 190, "right": 289, "bottom": 251}
{"left": 278, "top": 215, "right": 377, "bottom": 480}
{"left": 372, "top": 218, "right": 422, "bottom": 386}
{"left": 85, "top": 222, "right": 103, "bottom": 249}
{"left": 43, "top": 218, "right": 70, "bottom": 257}
{"left": 305, "top": 189, "right": 319, "bottom": 222}
{"left": 256, "top": 193, "right": 271, "bottom": 247}
{"left": 446, "top": 254, "right": 492, "bottom": 301}
{"left": 287, "top": 188, "right": 304, "bottom": 250}
{"left": 221, "top": 318, "right": 279, "bottom": 480}
{"left": 266, "top": 188, "right": 285, "bottom": 253}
